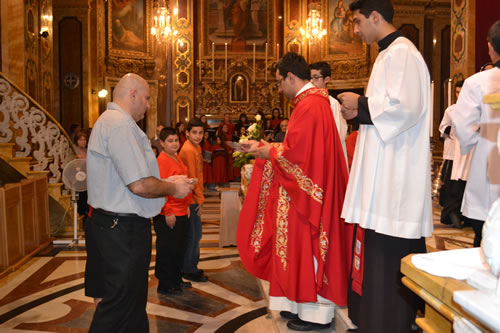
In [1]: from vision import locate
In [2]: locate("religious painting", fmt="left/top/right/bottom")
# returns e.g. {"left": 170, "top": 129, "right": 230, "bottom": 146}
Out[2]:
{"left": 108, "top": 0, "right": 152, "bottom": 58}
{"left": 326, "top": 0, "right": 364, "bottom": 58}
{"left": 202, "top": 0, "right": 275, "bottom": 56}
{"left": 229, "top": 73, "right": 249, "bottom": 103}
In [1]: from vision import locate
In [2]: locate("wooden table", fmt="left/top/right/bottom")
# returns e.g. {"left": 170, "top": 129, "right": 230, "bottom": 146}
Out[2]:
{"left": 401, "top": 254, "right": 492, "bottom": 332}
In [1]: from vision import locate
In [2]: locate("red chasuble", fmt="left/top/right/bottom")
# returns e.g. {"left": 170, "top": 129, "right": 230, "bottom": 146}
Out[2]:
{"left": 237, "top": 87, "right": 353, "bottom": 306}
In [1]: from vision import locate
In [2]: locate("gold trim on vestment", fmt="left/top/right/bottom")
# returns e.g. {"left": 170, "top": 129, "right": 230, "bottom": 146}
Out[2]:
{"left": 276, "top": 186, "right": 290, "bottom": 271}
{"left": 251, "top": 161, "right": 273, "bottom": 254}
{"left": 277, "top": 156, "right": 324, "bottom": 204}
{"left": 319, "top": 222, "right": 329, "bottom": 262}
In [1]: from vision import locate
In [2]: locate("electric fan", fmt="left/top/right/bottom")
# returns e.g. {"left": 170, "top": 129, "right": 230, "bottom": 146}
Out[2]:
{"left": 62, "top": 159, "right": 87, "bottom": 244}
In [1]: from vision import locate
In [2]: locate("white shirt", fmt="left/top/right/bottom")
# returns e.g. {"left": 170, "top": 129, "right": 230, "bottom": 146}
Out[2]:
{"left": 452, "top": 67, "right": 500, "bottom": 221}
{"left": 341, "top": 36, "right": 433, "bottom": 239}
{"left": 329, "top": 95, "right": 348, "bottom": 164}
{"left": 438, "top": 105, "right": 456, "bottom": 160}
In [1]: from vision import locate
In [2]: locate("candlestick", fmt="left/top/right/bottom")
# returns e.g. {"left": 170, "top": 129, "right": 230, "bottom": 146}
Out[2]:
{"left": 447, "top": 78, "right": 452, "bottom": 107}
{"left": 430, "top": 80, "right": 434, "bottom": 138}
{"left": 253, "top": 43, "right": 256, "bottom": 83}
{"left": 265, "top": 42, "right": 268, "bottom": 82}
{"left": 212, "top": 42, "right": 215, "bottom": 82}
{"left": 225, "top": 43, "right": 228, "bottom": 82}
{"left": 276, "top": 43, "right": 279, "bottom": 62}
{"left": 199, "top": 43, "right": 202, "bottom": 81}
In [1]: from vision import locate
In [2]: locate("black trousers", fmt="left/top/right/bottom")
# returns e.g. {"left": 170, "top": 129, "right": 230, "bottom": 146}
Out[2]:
{"left": 153, "top": 214, "right": 189, "bottom": 289}
{"left": 348, "top": 228, "right": 426, "bottom": 333}
{"left": 84, "top": 214, "right": 104, "bottom": 298}
{"left": 439, "top": 160, "right": 466, "bottom": 224}
{"left": 87, "top": 210, "right": 152, "bottom": 333}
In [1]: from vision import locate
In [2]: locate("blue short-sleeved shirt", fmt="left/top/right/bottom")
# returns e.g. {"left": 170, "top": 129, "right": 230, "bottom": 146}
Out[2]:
{"left": 87, "top": 102, "right": 165, "bottom": 218}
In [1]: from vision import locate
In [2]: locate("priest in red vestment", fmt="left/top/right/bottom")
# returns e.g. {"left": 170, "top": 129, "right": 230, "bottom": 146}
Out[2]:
{"left": 237, "top": 52, "right": 353, "bottom": 331}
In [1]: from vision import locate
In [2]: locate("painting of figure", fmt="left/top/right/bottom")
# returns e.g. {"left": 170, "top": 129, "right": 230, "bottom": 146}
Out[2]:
{"left": 328, "top": 0, "right": 363, "bottom": 57}
{"left": 206, "top": 0, "right": 269, "bottom": 53}
{"left": 230, "top": 74, "right": 249, "bottom": 103}
{"left": 111, "top": 0, "right": 145, "bottom": 52}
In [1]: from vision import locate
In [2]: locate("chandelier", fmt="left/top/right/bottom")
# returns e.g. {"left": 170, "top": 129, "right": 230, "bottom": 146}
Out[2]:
{"left": 300, "top": 3, "right": 327, "bottom": 41}
{"left": 151, "top": 1, "right": 178, "bottom": 41}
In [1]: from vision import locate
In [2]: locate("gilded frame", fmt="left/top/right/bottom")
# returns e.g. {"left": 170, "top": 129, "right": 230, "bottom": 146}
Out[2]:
{"left": 229, "top": 73, "right": 250, "bottom": 104}
{"left": 201, "top": 0, "right": 276, "bottom": 59}
{"left": 107, "top": 0, "right": 152, "bottom": 58}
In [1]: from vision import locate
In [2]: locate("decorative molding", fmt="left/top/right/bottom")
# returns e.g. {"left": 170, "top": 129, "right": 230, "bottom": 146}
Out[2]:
{"left": 106, "top": 57, "right": 156, "bottom": 78}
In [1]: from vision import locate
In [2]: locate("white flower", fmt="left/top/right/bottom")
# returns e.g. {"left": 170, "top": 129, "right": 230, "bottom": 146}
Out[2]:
{"left": 239, "top": 135, "right": 248, "bottom": 143}
{"left": 255, "top": 114, "right": 262, "bottom": 122}
{"left": 248, "top": 123, "right": 257, "bottom": 134}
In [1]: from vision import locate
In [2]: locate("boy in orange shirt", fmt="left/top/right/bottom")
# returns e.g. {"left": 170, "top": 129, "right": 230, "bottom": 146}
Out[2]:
{"left": 178, "top": 118, "right": 208, "bottom": 282}
{"left": 154, "top": 127, "right": 193, "bottom": 295}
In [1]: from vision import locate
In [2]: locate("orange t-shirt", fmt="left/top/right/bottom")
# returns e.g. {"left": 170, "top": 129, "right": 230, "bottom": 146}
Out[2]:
{"left": 157, "top": 151, "right": 192, "bottom": 216}
{"left": 178, "top": 140, "right": 204, "bottom": 205}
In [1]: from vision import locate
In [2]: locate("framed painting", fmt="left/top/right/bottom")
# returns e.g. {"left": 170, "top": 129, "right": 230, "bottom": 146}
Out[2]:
{"left": 201, "top": 0, "right": 276, "bottom": 57}
{"left": 324, "top": 0, "right": 366, "bottom": 59}
{"left": 107, "top": 0, "right": 152, "bottom": 58}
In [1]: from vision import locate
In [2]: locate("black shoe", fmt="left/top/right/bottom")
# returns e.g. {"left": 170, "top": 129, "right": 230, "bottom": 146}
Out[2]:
{"left": 280, "top": 311, "right": 299, "bottom": 320}
{"left": 157, "top": 286, "right": 183, "bottom": 296}
{"left": 183, "top": 273, "right": 208, "bottom": 282}
{"left": 179, "top": 280, "right": 192, "bottom": 288}
{"left": 450, "top": 213, "right": 463, "bottom": 229}
{"left": 286, "top": 319, "right": 331, "bottom": 331}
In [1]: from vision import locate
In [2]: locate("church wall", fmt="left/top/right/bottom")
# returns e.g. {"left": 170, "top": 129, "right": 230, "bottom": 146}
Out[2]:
{"left": 1, "top": 0, "right": 26, "bottom": 90}
{"left": 474, "top": 0, "right": 500, "bottom": 72}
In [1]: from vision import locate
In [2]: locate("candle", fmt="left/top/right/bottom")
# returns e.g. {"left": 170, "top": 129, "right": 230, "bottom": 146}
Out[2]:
{"left": 199, "top": 43, "right": 202, "bottom": 81}
{"left": 447, "top": 78, "right": 452, "bottom": 107}
{"left": 430, "top": 80, "right": 434, "bottom": 138}
{"left": 265, "top": 42, "right": 268, "bottom": 82}
{"left": 212, "top": 42, "right": 215, "bottom": 82}
{"left": 276, "top": 43, "right": 279, "bottom": 62}
{"left": 225, "top": 43, "right": 228, "bottom": 82}
{"left": 253, "top": 43, "right": 256, "bottom": 83}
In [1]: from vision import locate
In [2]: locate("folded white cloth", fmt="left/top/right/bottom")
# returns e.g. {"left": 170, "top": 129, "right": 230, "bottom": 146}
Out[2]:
{"left": 411, "top": 248, "right": 490, "bottom": 280}
{"left": 453, "top": 315, "right": 483, "bottom": 333}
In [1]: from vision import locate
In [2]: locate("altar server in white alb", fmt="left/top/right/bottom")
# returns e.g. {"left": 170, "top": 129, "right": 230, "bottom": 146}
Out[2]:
{"left": 337, "top": 0, "right": 433, "bottom": 332}
{"left": 452, "top": 20, "right": 500, "bottom": 248}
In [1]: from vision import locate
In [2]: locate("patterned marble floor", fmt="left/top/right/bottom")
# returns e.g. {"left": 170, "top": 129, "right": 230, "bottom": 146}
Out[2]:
{"left": 0, "top": 191, "right": 277, "bottom": 333}
{"left": 0, "top": 192, "right": 474, "bottom": 333}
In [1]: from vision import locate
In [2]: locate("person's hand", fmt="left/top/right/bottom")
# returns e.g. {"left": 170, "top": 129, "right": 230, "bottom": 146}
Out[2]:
{"left": 173, "top": 177, "right": 194, "bottom": 199}
{"left": 240, "top": 140, "right": 260, "bottom": 153}
{"left": 165, "top": 214, "right": 176, "bottom": 229}
{"left": 163, "top": 174, "right": 187, "bottom": 182}
{"left": 340, "top": 106, "right": 359, "bottom": 120}
{"left": 338, "top": 92, "right": 360, "bottom": 110}
{"left": 253, "top": 140, "right": 271, "bottom": 159}
{"left": 195, "top": 204, "right": 203, "bottom": 216}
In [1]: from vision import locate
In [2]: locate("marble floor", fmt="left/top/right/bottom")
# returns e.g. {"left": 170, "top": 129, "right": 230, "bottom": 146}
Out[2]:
{"left": 0, "top": 191, "right": 474, "bottom": 333}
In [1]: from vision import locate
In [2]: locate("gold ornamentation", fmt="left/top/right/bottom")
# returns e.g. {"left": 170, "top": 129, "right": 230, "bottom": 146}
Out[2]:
{"left": 323, "top": 274, "right": 329, "bottom": 285}
{"left": 277, "top": 156, "right": 324, "bottom": 204}
{"left": 251, "top": 161, "right": 274, "bottom": 254}
{"left": 292, "top": 87, "right": 329, "bottom": 105}
{"left": 276, "top": 186, "right": 290, "bottom": 271}
{"left": 319, "top": 222, "right": 329, "bottom": 262}
{"left": 271, "top": 143, "right": 284, "bottom": 158}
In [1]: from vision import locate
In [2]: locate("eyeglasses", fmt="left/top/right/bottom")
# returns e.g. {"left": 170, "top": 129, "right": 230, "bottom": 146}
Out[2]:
{"left": 311, "top": 75, "right": 324, "bottom": 81}
{"left": 276, "top": 78, "right": 284, "bottom": 87}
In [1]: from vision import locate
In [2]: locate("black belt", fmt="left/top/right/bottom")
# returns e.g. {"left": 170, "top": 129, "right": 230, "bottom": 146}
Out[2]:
{"left": 93, "top": 208, "right": 141, "bottom": 218}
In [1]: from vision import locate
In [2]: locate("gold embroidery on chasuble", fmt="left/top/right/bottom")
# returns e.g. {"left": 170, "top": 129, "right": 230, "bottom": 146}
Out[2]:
{"left": 319, "top": 222, "right": 329, "bottom": 262}
{"left": 276, "top": 186, "right": 290, "bottom": 271}
{"left": 277, "top": 157, "right": 324, "bottom": 204}
{"left": 251, "top": 161, "right": 273, "bottom": 254}
{"left": 292, "top": 87, "right": 329, "bottom": 106}
{"left": 271, "top": 143, "right": 284, "bottom": 158}
{"left": 323, "top": 274, "right": 329, "bottom": 285}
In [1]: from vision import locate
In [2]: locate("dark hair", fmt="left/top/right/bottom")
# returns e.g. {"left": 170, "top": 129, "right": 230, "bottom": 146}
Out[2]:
{"left": 276, "top": 52, "right": 311, "bottom": 81}
{"left": 309, "top": 62, "right": 332, "bottom": 78}
{"left": 187, "top": 118, "right": 205, "bottom": 132}
{"left": 487, "top": 20, "right": 500, "bottom": 55}
{"left": 455, "top": 80, "right": 464, "bottom": 88}
{"left": 76, "top": 131, "right": 88, "bottom": 141}
{"left": 70, "top": 123, "right": 80, "bottom": 133}
{"left": 271, "top": 108, "right": 281, "bottom": 119}
{"left": 159, "top": 127, "right": 178, "bottom": 141}
{"left": 238, "top": 113, "right": 248, "bottom": 124}
{"left": 349, "top": 0, "right": 394, "bottom": 24}
{"left": 199, "top": 114, "right": 207, "bottom": 122}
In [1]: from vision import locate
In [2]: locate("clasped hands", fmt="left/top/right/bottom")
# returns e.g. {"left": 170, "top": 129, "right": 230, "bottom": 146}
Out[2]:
{"left": 338, "top": 92, "right": 360, "bottom": 120}
{"left": 239, "top": 139, "right": 271, "bottom": 159}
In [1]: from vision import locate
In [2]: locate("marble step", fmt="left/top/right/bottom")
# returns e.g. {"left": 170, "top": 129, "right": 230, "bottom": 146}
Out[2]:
{"left": 0, "top": 142, "right": 15, "bottom": 158}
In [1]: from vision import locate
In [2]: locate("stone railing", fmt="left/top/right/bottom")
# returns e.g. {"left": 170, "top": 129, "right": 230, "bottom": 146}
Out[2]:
{"left": 0, "top": 72, "right": 75, "bottom": 183}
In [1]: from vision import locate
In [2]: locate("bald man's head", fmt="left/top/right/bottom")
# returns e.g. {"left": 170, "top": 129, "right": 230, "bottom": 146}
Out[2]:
{"left": 112, "top": 73, "right": 150, "bottom": 122}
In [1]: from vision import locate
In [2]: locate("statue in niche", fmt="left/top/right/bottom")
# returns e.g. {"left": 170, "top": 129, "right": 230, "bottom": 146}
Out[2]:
{"left": 230, "top": 74, "right": 248, "bottom": 103}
